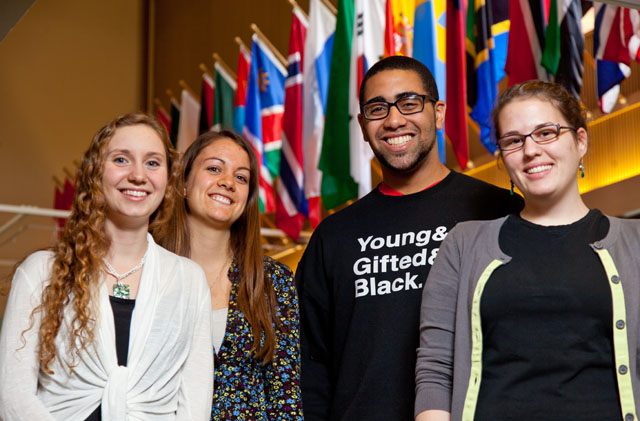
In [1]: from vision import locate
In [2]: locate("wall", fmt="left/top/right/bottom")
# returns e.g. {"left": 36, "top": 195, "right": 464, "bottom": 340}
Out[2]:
{"left": 0, "top": 0, "right": 147, "bottom": 318}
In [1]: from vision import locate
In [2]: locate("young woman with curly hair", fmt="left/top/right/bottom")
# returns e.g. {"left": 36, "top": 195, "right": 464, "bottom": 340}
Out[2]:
{"left": 155, "top": 130, "right": 303, "bottom": 420}
{"left": 0, "top": 113, "right": 213, "bottom": 420}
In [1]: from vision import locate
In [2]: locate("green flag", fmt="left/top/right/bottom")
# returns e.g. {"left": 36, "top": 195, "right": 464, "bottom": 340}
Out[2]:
{"left": 319, "top": 0, "right": 358, "bottom": 210}
{"left": 213, "top": 62, "right": 237, "bottom": 131}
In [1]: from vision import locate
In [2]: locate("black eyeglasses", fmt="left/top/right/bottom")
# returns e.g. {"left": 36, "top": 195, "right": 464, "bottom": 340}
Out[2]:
{"left": 361, "top": 94, "right": 437, "bottom": 120}
{"left": 496, "top": 123, "right": 577, "bottom": 152}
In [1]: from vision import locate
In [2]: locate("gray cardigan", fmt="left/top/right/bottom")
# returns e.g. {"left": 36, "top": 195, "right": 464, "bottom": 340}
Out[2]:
{"left": 415, "top": 215, "right": 639, "bottom": 421}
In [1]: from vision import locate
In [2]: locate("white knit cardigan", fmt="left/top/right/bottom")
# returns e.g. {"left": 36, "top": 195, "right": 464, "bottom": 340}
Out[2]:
{"left": 0, "top": 235, "right": 213, "bottom": 420}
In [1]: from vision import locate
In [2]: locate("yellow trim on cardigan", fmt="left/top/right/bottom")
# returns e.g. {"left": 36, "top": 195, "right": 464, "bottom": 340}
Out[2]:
{"left": 594, "top": 249, "right": 638, "bottom": 420}
{"left": 462, "top": 259, "right": 504, "bottom": 421}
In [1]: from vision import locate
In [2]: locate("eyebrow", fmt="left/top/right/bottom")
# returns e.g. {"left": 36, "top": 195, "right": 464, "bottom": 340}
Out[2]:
{"left": 364, "top": 91, "right": 422, "bottom": 105}
{"left": 501, "top": 122, "right": 556, "bottom": 137}
{"left": 203, "top": 157, "right": 250, "bottom": 172}
{"left": 107, "top": 149, "right": 165, "bottom": 159}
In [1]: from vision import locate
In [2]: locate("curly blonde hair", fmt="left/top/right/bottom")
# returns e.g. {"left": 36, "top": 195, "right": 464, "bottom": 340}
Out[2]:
{"left": 34, "top": 112, "right": 179, "bottom": 374}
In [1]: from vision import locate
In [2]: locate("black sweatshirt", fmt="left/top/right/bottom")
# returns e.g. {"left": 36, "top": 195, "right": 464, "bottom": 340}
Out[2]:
{"left": 296, "top": 171, "right": 524, "bottom": 420}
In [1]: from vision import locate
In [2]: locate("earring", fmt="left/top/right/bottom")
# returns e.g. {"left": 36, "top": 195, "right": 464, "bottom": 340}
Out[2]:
{"left": 510, "top": 180, "right": 514, "bottom": 196}
{"left": 579, "top": 159, "right": 585, "bottom": 178}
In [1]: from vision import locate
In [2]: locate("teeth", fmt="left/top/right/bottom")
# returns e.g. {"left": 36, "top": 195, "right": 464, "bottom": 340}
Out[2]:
{"left": 526, "top": 164, "right": 552, "bottom": 174}
{"left": 211, "top": 194, "right": 231, "bottom": 205}
{"left": 122, "top": 190, "right": 148, "bottom": 197}
{"left": 386, "top": 134, "right": 412, "bottom": 146}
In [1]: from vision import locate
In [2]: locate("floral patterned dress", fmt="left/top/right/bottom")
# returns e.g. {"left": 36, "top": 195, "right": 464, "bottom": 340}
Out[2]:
{"left": 211, "top": 256, "right": 303, "bottom": 420}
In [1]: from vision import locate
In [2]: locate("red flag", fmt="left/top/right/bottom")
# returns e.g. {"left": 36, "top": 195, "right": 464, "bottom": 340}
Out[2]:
{"left": 199, "top": 72, "right": 215, "bottom": 134}
{"left": 156, "top": 105, "right": 172, "bottom": 133}
{"left": 506, "top": 0, "right": 549, "bottom": 85}
{"left": 445, "top": 0, "right": 468, "bottom": 169}
{"left": 383, "top": 0, "right": 395, "bottom": 57}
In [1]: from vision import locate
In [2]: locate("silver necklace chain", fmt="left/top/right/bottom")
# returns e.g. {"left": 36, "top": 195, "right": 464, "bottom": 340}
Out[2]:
{"left": 103, "top": 246, "right": 149, "bottom": 297}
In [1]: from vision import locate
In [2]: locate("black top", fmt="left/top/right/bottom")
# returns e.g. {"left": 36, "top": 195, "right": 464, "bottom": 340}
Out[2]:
{"left": 84, "top": 296, "right": 136, "bottom": 421}
{"left": 476, "top": 209, "right": 620, "bottom": 420}
{"left": 296, "top": 171, "right": 524, "bottom": 421}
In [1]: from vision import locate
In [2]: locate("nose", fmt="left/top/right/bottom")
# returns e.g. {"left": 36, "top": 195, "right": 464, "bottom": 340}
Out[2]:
{"left": 128, "top": 162, "right": 147, "bottom": 184}
{"left": 521, "top": 134, "right": 542, "bottom": 158}
{"left": 383, "top": 104, "right": 407, "bottom": 129}
{"left": 217, "top": 173, "right": 235, "bottom": 191}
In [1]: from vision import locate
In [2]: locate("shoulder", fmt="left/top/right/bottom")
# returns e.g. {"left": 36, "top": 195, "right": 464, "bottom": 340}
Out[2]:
{"left": 263, "top": 256, "right": 294, "bottom": 281}
{"left": 442, "top": 171, "right": 524, "bottom": 213}
{"left": 605, "top": 215, "right": 640, "bottom": 243}
{"left": 153, "top": 243, "right": 208, "bottom": 290}
{"left": 445, "top": 217, "right": 507, "bottom": 248}
{"left": 17, "top": 250, "right": 55, "bottom": 279}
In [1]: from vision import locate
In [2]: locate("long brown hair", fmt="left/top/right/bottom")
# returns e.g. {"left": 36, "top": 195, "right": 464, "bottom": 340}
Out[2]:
{"left": 35, "top": 112, "right": 178, "bottom": 373}
{"left": 154, "top": 130, "right": 277, "bottom": 363}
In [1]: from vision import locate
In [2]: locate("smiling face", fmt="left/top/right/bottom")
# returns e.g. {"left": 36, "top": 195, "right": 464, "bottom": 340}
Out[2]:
{"left": 101, "top": 124, "right": 168, "bottom": 228}
{"left": 358, "top": 69, "right": 445, "bottom": 174}
{"left": 185, "top": 137, "right": 251, "bottom": 231}
{"left": 499, "top": 97, "right": 587, "bottom": 205}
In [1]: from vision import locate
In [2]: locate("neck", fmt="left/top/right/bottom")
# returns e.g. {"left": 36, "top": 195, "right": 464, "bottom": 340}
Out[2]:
{"left": 187, "top": 215, "right": 232, "bottom": 270}
{"left": 104, "top": 218, "right": 149, "bottom": 264}
{"left": 381, "top": 157, "right": 450, "bottom": 195}
{"left": 520, "top": 187, "right": 590, "bottom": 226}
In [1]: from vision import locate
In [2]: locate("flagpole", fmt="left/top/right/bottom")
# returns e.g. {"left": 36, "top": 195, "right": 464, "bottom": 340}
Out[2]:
{"left": 198, "top": 63, "right": 214, "bottom": 79}
{"left": 320, "top": 0, "right": 337, "bottom": 15}
{"left": 287, "top": 0, "right": 309, "bottom": 20}
{"left": 234, "top": 36, "right": 249, "bottom": 52}
{"left": 250, "top": 23, "right": 288, "bottom": 68}
{"left": 166, "top": 89, "right": 178, "bottom": 104}
{"left": 212, "top": 52, "right": 238, "bottom": 80}
{"left": 52, "top": 175, "right": 63, "bottom": 189}
{"left": 178, "top": 80, "right": 198, "bottom": 100}
{"left": 154, "top": 97, "right": 166, "bottom": 111}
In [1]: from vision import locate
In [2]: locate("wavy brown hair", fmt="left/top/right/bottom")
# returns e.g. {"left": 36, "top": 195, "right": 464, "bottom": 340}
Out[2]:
{"left": 34, "top": 112, "right": 179, "bottom": 374}
{"left": 154, "top": 130, "right": 277, "bottom": 363}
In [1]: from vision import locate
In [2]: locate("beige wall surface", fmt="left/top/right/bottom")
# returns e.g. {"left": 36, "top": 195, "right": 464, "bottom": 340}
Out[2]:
{"left": 0, "top": 0, "right": 146, "bottom": 316}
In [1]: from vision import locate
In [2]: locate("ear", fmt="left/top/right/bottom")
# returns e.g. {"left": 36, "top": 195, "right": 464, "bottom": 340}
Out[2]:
{"left": 357, "top": 113, "right": 370, "bottom": 143}
{"left": 576, "top": 127, "right": 588, "bottom": 158}
{"left": 434, "top": 101, "right": 446, "bottom": 130}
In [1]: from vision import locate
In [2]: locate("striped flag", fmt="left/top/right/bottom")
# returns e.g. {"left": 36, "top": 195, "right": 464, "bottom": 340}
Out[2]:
{"left": 541, "top": 0, "right": 584, "bottom": 98}
{"left": 384, "top": 0, "right": 415, "bottom": 57}
{"left": 233, "top": 43, "right": 251, "bottom": 135}
{"left": 505, "top": 0, "right": 549, "bottom": 85}
{"left": 349, "top": 0, "right": 385, "bottom": 198}
{"left": 176, "top": 89, "right": 200, "bottom": 153}
{"left": 319, "top": 0, "right": 358, "bottom": 209}
{"left": 446, "top": 0, "right": 468, "bottom": 169}
{"left": 156, "top": 104, "right": 171, "bottom": 133}
{"left": 213, "top": 61, "right": 237, "bottom": 130}
{"left": 466, "top": 0, "right": 509, "bottom": 154}
{"left": 244, "top": 33, "right": 287, "bottom": 213}
{"left": 276, "top": 7, "right": 308, "bottom": 240}
{"left": 199, "top": 72, "right": 215, "bottom": 134}
{"left": 594, "top": 4, "right": 640, "bottom": 113}
{"left": 413, "top": 0, "right": 447, "bottom": 163}
{"left": 302, "top": 0, "right": 335, "bottom": 227}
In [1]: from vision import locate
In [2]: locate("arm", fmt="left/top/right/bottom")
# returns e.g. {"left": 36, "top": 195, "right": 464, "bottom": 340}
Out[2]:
{"left": 176, "top": 266, "right": 213, "bottom": 421}
{"left": 294, "top": 232, "right": 333, "bottom": 420}
{"left": 264, "top": 261, "right": 303, "bottom": 420}
{"left": 416, "top": 410, "right": 451, "bottom": 421}
{"left": 0, "top": 258, "right": 55, "bottom": 420}
{"left": 414, "top": 231, "right": 461, "bottom": 419}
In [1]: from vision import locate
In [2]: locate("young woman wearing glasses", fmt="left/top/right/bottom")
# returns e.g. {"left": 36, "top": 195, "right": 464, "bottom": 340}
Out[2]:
{"left": 415, "top": 81, "right": 639, "bottom": 421}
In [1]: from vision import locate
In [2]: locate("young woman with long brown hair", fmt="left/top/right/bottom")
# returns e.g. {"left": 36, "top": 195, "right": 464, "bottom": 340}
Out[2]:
{"left": 156, "top": 130, "right": 302, "bottom": 420}
{"left": 0, "top": 113, "right": 213, "bottom": 420}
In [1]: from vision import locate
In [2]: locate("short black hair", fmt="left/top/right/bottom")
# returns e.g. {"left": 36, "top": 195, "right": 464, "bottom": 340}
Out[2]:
{"left": 359, "top": 55, "right": 439, "bottom": 104}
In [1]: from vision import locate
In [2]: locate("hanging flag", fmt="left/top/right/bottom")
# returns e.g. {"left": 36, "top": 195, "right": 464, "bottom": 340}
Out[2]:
{"left": 169, "top": 98, "right": 180, "bottom": 148}
{"left": 276, "top": 7, "right": 309, "bottom": 240}
{"left": 541, "top": 0, "right": 584, "bottom": 98}
{"left": 466, "top": 0, "right": 510, "bottom": 154}
{"left": 594, "top": 4, "right": 640, "bottom": 113}
{"left": 213, "top": 61, "right": 237, "bottom": 130}
{"left": 349, "top": 0, "right": 385, "bottom": 198}
{"left": 176, "top": 89, "right": 200, "bottom": 153}
{"left": 413, "top": 0, "right": 447, "bottom": 163}
{"left": 156, "top": 104, "right": 172, "bottom": 134}
{"left": 199, "top": 72, "right": 215, "bottom": 134}
{"left": 233, "top": 43, "right": 252, "bottom": 135}
{"left": 319, "top": 0, "right": 358, "bottom": 209}
{"left": 302, "top": 0, "right": 335, "bottom": 227}
{"left": 446, "top": 0, "right": 468, "bottom": 169}
{"left": 384, "top": 0, "right": 416, "bottom": 56}
{"left": 244, "top": 33, "right": 287, "bottom": 213}
{"left": 505, "top": 0, "right": 549, "bottom": 85}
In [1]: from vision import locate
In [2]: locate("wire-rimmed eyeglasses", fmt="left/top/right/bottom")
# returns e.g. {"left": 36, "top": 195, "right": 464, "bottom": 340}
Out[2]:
{"left": 360, "top": 94, "right": 437, "bottom": 120}
{"left": 496, "top": 123, "right": 577, "bottom": 152}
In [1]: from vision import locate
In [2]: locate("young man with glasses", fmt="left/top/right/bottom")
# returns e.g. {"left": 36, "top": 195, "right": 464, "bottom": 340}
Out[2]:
{"left": 295, "top": 56, "right": 523, "bottom": 421}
